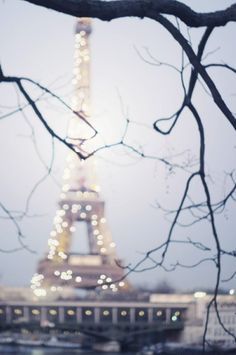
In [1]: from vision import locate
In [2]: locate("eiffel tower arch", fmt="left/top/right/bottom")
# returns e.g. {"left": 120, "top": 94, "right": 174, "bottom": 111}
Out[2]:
{"left": 31, "top": 19, "right": 130, "bottom": 296}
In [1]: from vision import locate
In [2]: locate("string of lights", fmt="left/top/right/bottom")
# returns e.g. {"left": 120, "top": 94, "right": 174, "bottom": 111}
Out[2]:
{"left": 30, "top": 18, "right": 127, "bottom": 298}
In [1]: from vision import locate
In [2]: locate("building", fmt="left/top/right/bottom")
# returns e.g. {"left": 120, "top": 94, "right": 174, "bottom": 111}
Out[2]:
{"left": 150, "top": 292, "right": 236, "bottom": 349}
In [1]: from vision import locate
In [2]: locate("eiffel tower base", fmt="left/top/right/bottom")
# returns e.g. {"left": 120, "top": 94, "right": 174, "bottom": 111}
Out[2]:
{"left": 37, "top": 253, "right": 127, "bottom": 290}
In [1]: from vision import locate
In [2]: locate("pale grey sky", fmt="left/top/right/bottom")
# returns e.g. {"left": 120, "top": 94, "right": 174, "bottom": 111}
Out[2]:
{"left": 0, "top": 0, "right": 235, "bottom": 292}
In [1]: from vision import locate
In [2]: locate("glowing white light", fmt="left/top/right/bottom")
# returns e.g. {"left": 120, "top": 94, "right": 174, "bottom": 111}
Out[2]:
{"left": 32, "top": 309, "right": 40, "bottom": 315}
{"left": 57, "top": 210, "right": 65, "bottom": 217}
{"left": 48, "top": 239, "right": 59, "bottom": 247}
{"left": 85, "top": 205, "right": 92, "bottom": 211}
{"left": 54, "top": 216, "right": 62, "bottom": 224}
{"left": 62, "top": 184, "right": 70, "bottom": 192}
{"left": 58, "top": 251, "right": 68, "bottom": 259}
{"left": 72, "top": 204, "right": 81, "bottom": 211}
{"left": 31, "top": 273, "right": 44, "bottom": 282}
{"left": 55, "top": 224, "right": 63, "bottom": 232}
{"left": 50, "top": 231, "right": 57, "bottom": 237}
{"left": 194, "top": 291, "right": 207, "bottom": 298}
{"left": 60, "top": 272, "right": 72, "bottom": 280}
{"left": 85, "top": 310, "right": 92, "bottom": 316}
{"left": 75, "top": 276, "right": 82, "bottom": 283}
{"left": 33, "top": 288, "right": 47, "bottom": 297}
{"left": 67, "top": 310, "right": 75, "bottom": 316}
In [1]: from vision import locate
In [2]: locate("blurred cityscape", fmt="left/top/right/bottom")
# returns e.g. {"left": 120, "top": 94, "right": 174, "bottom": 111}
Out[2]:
{"left": 0, "top": 13, "right": 235, "bottom": 355}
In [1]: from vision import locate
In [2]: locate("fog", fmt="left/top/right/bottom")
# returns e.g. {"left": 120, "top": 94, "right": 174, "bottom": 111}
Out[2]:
{"left": 0, "top": 0, "right": 235, "bottom": 293}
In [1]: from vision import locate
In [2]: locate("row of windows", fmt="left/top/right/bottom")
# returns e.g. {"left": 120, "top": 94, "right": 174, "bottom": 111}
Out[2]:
{"left": 208, "top": 326, "right": 236, "bottom": 337}
{"left": 212, "top": 315, "right": 236, "bottom": 325}
{"left": 0, "top": 307, "right": 182, "bottom": 324}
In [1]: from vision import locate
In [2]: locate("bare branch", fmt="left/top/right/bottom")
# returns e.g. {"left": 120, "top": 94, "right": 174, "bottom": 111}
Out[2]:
{"left": 21, "top": 0, "right": 236, "bottom": 28}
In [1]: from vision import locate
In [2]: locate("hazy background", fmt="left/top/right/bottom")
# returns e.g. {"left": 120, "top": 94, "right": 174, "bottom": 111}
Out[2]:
{"left": 0, "top": 0, "right": 235, "bottom": 292}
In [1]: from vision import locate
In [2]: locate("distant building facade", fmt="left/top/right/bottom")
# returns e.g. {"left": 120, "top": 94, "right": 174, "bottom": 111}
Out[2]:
{"left": 1, "top": 286, "right": 235, "bottom": 349}
{"left": 150, "top": 292, "right": 236, "bottom": 348}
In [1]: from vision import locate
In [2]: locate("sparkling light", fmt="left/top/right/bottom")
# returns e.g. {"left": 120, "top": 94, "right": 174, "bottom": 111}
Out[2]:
{"left": 75, "top": 276, "right": 82, "bottom": 283}
{"left": 32, "top": 309, "right": 40, "bottom": 315}
{"left": 85, "top": 310, "right": 92, "bottom": 316}
{"left": 194, "top": 291, "right": 206, "bottom": 298}
{"left": 58, "top": 251, "right": 68, "bottom": 259}
{"left": 33, "top": 288, "right": 47, "bottom": 297}
{"left": 62, "top": 204, "right": 69, "bottom": 210}
{"left": 67, "top": 310, "right": 75, "bottom": 316}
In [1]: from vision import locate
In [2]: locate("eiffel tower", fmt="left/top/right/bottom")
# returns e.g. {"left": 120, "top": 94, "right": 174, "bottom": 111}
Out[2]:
{"left": 31, "top": 19, "right": 128, "bottom": 296}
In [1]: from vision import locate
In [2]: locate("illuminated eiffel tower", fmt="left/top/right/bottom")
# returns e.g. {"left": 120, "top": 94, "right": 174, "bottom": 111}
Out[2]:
{"left": 31, "top": 19, "right": 128, "bottom": 296}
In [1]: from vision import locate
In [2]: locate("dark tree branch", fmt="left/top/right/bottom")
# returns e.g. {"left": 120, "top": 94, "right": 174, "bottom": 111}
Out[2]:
{"left": 1, "top": 2, "right": 235, "bottom": 347}
{"left": 205, "top": 62, "right": 236, "bottom": 74}
{"left": 0, "top": 202, "right": 36, "bottom": 254}
{"left": 155, "top": 16, "right": 236, "bottom": 130}
{"left": 21, "top": 0, "right": 236, "bottom": 28}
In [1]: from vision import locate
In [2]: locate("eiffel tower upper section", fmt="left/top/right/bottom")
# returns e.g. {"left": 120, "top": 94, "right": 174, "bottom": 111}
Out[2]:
{"left": 31, "top": 19, "right": 129, "bottom": 296}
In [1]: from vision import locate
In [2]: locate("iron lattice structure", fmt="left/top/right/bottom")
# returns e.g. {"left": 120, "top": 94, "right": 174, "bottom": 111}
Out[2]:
{"left": 31, "top": 19, "right": 129, "bottom": 296}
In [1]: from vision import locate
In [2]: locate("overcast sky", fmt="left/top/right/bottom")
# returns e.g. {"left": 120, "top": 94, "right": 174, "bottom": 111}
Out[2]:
{"left": 0, "top": 0, "right": 235, "bottom": 292}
